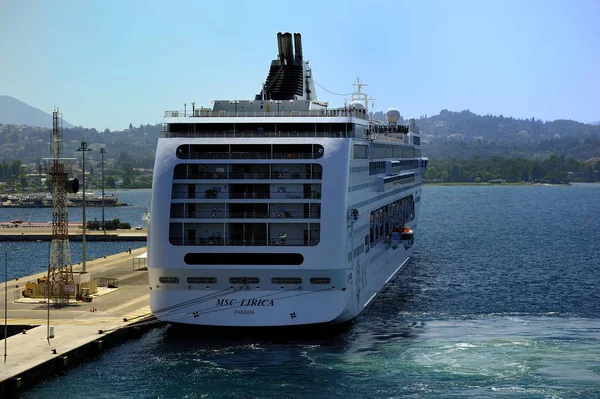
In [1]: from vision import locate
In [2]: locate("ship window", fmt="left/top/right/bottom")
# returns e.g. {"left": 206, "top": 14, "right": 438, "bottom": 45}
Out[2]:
{"left": 229, "top": 277, "right": 260, "bottom": 284}
{"left": 184, "top": 253, "right": 304, "bottom": 265}
{"left": 369, "top": 161, "right": 386, "bottom": 175}
{"left": 176, "top": 145, "right": 190, "bottom": 159}
{"left": 187, "top": 277, "right": 217, "bottom": 284}
{"left": 271, "top": 277, "right": 302, "bottom": 284}
{"left": 159, "top": 277, "right": 180, "bottom": 284}
{"left": 354, "top": 145, "right": 368, "bottom": 159}
{"left": 310, "top": 278, "right": 331, "bottom": 285}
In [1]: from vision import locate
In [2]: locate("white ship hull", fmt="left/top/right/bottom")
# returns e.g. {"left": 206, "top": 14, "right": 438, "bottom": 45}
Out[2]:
{"left": 148, "top": 31, "right": 427, "bottom": 327}
{"left": 148, "top": 136, "right": 422, "bottom": 327}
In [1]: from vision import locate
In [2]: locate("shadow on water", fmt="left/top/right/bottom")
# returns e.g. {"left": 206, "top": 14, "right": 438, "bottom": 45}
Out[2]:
{"left": 164, "top": 320, "right": 354, "bottom": 344}
{"left": 162, "top": 257, "right": 426, "bottom": 355}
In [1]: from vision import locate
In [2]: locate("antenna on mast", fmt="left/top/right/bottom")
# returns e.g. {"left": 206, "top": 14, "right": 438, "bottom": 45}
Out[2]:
{"left": 346, "top": 77, "right": 375, "bottom": 113}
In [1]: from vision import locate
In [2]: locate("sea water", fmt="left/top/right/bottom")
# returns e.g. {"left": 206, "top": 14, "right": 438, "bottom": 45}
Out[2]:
{"left": 16, "top": 184, "right": 600, "bottom": 398}
{"left": 0, "top": 189, "right": 151, "bottom": 280}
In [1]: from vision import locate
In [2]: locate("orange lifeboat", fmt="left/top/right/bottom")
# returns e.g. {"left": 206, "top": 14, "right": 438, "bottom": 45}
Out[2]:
{"left": 401, "top": 227, "right": 414, "bottom": 241}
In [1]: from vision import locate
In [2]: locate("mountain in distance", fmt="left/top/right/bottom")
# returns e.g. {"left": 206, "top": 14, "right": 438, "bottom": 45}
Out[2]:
{"left": 591, "top": 121, "right": 600, "bottom": 126}
{"left": 371, "top": 109, "right": 600, "bottom": 141}
{"left": 371, "top": 109, "right": 600, "bottom": 160}
{"left": 0, "top": 95, "right": 73, "bottom": 128}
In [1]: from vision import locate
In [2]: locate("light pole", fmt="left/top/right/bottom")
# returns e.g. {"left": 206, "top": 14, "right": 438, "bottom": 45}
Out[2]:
{"left": 4, "top": 247, "right": 20, "bottom": 364}
{"left": 100, "top": 148, "right": 106, "bottom": 234}
{"left": 77, "top": 142, "right": 92, "bottom": 273}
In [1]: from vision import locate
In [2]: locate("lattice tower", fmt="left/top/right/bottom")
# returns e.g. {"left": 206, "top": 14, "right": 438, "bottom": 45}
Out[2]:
{"left": 45, "top": 110, "right": 75, "bottom": 305}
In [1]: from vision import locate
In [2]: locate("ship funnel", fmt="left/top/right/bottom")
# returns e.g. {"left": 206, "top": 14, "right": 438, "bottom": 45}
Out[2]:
{"left": 277, "top": 32, "right": 284, "bottom": 63}
{"left": 294, "top": 33, "right": 303, "bottom": 61}
{"left": 257, "top": 32, "right": 316, "bottom": 101}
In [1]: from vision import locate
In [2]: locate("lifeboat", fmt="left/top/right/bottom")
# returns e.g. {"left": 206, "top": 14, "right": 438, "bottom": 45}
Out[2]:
{"left": 401, "top": 227, "right": 413, "bottom": 241}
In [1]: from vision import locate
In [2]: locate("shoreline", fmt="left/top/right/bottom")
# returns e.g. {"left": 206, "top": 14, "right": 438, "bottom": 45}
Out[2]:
{"left": 423, "top": 182, "right": 571, "bottom": 187}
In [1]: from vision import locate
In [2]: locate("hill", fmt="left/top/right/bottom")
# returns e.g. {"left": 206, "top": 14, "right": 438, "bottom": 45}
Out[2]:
{"left": 372, "top": 109, "right": 600, "bottom": 160}
{"left": 0, "top": 95, "right": 73, "bottom": 128}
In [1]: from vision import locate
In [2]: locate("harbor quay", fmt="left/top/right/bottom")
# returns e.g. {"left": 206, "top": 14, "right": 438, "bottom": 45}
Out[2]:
{"left": 0, "top": 247, "right": 159, "bottom": 396}
{"left": 0, "top": 224, "right": 147, "bottom": 242}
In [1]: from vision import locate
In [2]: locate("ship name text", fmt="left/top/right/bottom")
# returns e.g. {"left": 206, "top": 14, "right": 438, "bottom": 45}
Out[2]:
{"left": 216, "top": 299, "right": 275, "bottom": 307}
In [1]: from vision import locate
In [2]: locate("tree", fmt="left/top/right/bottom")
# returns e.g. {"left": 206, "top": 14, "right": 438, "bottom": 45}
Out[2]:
{"left": 19, "top": 173, "right": 27, "bottom": 188}
{"left": 530, "top": 165, "right": 544, "bottom": 181}
{"left": 122, "top": 175, "right": 132, "bottom": 187}
{"left": 506, "top": 165, "right": 520, "bottom": 182}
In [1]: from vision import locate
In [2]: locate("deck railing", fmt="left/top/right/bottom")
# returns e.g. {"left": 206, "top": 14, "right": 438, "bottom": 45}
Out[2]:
{"left": 179, "top": 151, "right": 322, "bottom": 160}
{"left": 162, "top": 130, "right": 415, "bottom": 145}
{"left": 169, "top": 238, "right": 320, "bottom": 247}
{"left": 165, "top": 109, "right": 368, "bottom": 119}
{"left": 161, "top": 131, "right": 350, "bottom": 139}
{"left": 169, "top": 211, "right": 321, "bottom": 219}
{"left": 172, "top": 172, "right": 322, "bottom": 180}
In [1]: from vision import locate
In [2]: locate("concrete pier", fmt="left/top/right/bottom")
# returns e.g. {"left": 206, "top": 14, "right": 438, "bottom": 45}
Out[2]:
{"left": 0, "top": 247, "right": 157, "bottom": 396}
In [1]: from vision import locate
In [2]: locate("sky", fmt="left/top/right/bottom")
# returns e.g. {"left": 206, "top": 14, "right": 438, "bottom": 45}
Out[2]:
{"left": 1, "top": 0, "right": 599, "bottom": 130}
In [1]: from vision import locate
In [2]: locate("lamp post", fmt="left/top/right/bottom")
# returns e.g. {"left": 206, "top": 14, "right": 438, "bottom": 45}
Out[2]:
{"left": 77, "top": 142, "right": 92, "bottom": 273}
{"left": 4, "top": 247, "right": 20, "bottom": 364}
{"left": 100, "top": 148, "right": 106, "bottom": 234}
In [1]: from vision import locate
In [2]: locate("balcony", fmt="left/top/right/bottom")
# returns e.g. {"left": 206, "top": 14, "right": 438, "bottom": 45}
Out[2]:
{"left": 173, "top": 171, "right": 323, "bottom": 181}
{"left": 169, "top": 238, "right": 319, "bottom": 247}
{"left": 175, "top": 144, "right": 324, "bottom": 160}
{"left": 169, "top": 211, "right": 320, "bottom": 220}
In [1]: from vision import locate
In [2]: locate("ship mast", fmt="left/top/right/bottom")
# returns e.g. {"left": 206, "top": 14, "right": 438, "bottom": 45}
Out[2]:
{"left": 347, "top": 77, "right": 375, "bottom": 113}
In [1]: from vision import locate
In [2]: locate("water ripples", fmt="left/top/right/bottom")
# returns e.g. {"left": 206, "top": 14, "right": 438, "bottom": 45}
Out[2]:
{"left": 19, "top": 185, "right": 600, "bottom": 399}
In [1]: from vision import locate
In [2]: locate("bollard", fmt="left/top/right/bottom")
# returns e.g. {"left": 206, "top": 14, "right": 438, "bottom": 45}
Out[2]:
{"left": 11, "top": 377, "right": 22, "bottom": 389}
{"left": 51, "top": 349, "right": 57, "bottom": 354}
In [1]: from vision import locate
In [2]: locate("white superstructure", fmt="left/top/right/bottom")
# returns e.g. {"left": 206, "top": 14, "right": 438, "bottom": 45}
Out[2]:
{"left": 148, "top": 32, "right": 428, "bottom": 327}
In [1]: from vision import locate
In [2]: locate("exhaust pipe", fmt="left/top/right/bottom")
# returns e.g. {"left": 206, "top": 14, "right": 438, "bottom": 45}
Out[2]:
{"left": 277, "top": 32, "right": 284, "bottom": 63}
{"left": 282, "top": 32, "right": 294, "bottom": 65}
{"left": 294, "top": 33, "right": 303, "bottom": 61}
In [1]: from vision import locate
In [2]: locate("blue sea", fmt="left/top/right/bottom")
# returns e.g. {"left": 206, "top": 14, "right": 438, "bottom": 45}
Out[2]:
{"left": 0, "top": 189, "right": 151, "bottom": 280}
{"left": 13, "top": 184, "right": 600, "bottom": 398}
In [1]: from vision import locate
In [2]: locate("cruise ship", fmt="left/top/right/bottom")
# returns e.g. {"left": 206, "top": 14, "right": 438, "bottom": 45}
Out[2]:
{"left": 148, "top": 32, "right": 428, "bottom": 327}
